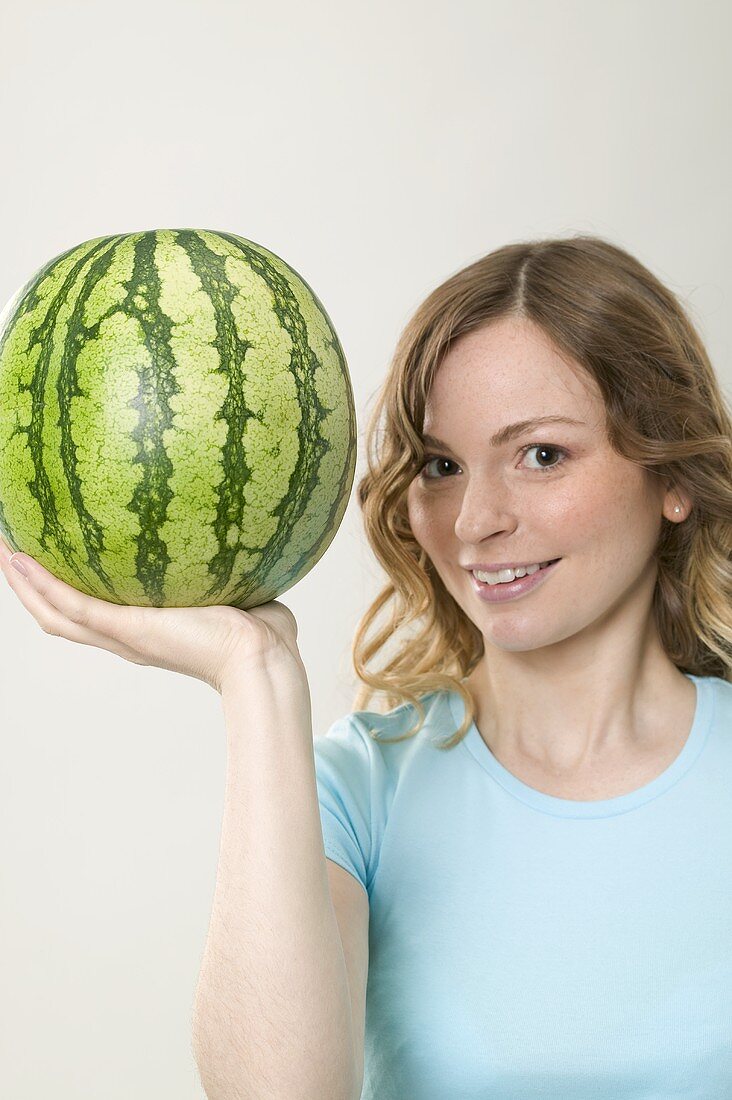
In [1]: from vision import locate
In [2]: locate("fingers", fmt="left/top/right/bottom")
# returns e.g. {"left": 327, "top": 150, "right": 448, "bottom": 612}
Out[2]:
{"left": 0, "top": 539, "right": 145, "bottom": 663}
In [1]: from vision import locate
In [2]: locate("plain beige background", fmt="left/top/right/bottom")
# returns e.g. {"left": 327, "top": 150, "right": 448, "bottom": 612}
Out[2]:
{"left": 0, "top": 1, "right": 730, "bottom": 1096}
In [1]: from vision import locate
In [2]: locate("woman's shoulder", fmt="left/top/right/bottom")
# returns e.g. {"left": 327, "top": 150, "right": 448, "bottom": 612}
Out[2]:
{"left": 317, "top": 688, "right": 450, "bottom": 759}
{"left": 705, "top": 673, "right": 732, "bottom": 716}
{"left": 348, "top": 688, "right": 449, "bottom": 742}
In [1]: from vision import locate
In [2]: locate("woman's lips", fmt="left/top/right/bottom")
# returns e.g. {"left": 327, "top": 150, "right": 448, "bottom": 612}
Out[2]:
{"left": 469, "top": 558, "right": 562, "bottom": 603}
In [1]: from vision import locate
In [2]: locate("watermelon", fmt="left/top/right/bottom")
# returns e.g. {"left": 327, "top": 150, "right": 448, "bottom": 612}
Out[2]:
{"left": 0, "top": 229, "right": 356, "bottom": 609}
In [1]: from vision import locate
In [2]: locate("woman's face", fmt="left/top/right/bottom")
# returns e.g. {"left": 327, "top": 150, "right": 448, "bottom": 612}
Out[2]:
{"left": 405, "top": 316, "right": 677, "bottom": 654}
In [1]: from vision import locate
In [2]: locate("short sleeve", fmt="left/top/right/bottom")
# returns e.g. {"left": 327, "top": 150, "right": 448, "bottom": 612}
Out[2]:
{"left": 313, "top": 713, "right": 381, "bottom": 896}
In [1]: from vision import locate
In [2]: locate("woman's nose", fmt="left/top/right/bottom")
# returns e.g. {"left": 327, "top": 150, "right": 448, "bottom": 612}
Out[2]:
{"left": 453, "top": 478, "right": 515, "bottom": 544}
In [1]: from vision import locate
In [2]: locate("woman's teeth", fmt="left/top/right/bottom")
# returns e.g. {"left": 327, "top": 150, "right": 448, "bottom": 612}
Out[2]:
{"left": 473, "top": 561, "right": 553, "bottom": 585}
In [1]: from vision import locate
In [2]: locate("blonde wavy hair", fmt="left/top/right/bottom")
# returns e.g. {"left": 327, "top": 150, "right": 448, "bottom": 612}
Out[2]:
{"left": 351, "top": 234, "right": 732, "bottom": 749}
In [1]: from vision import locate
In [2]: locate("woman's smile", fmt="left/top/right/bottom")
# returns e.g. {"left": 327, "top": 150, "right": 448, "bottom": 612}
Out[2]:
{"left": 467, "top": 557, "right": 563, "bottom": 603}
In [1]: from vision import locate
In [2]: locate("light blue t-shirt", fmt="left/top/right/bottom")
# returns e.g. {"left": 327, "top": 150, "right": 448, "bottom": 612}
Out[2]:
{"left": 313, "top": 673, "right": 732, "bottom": 1099}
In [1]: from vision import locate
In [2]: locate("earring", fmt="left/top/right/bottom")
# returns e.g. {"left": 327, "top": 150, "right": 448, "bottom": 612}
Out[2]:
{"left": 674, "top": 506, "right": 681, "bottom": 514}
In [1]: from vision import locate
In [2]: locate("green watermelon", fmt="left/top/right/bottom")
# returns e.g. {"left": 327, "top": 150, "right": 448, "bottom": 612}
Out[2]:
{"left": 0, "top": 229, "right": 356, "bottom": 609}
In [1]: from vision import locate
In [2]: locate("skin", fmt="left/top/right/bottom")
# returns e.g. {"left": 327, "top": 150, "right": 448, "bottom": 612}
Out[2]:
{"left": 406, "top": 316, "right": 696, "bottom": 796}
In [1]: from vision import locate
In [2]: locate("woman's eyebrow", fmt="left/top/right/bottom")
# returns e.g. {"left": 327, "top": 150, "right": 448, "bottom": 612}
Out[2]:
{"left": 422, "top": 415, "right": 585, "bottom": 451}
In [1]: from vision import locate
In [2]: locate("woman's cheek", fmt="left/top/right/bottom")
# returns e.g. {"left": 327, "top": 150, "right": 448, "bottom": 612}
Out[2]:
{"left": 406, "top": 484, "right": 435, "bottom": 544}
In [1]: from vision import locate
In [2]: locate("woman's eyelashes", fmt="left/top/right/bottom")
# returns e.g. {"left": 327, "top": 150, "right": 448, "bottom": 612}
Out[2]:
{"left": 418, "top": 443, "right": 569, "bottom": 480}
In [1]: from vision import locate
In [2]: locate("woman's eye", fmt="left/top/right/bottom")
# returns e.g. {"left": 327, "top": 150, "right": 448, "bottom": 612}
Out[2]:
{"left": 419, "top": 455, "right": 457, "bottom": 479}
{"left": 521, "top": 443, "right": 568, "bottom": 473}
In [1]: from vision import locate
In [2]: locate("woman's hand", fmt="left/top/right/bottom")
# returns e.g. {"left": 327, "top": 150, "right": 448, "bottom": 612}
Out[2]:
{"left": 0, "top": 539, "right": 303, "bottom": 693}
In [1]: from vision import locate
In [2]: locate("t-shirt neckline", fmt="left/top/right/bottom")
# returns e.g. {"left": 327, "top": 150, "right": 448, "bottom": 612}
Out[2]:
{"left": 447, "top": 673, "right": 715, "bottom": 819}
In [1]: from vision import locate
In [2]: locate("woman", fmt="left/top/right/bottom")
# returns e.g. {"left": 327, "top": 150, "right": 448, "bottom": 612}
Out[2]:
{"left": 314, "top": 235, "right": 732, "bottom": 1098}
{"left": 2, "top": 234, "right": 730, "bottom": 1099}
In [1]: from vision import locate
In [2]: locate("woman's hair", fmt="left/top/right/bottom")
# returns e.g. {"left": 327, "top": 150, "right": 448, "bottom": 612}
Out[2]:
{"left": 351, "top": 234, "right": 732, "bottom": 749}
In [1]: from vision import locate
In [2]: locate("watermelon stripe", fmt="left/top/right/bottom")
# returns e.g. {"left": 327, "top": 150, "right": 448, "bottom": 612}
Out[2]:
{"left": 55, "top": 237, "right": 137, "bottom": 599}
{"left": 6, "top": 236, "right": 125, "bottom": 591}
{"left": 176, "top": 230, "right": 259, "bottom": 602}
{"left": 120, "top": 232, "right": 179, "bottom": 603}
{"left": 0, "top": 238, "right": 100, "bottom": 364}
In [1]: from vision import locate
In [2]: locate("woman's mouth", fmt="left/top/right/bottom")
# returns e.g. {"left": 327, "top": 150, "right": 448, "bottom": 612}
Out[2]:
{"left": 469, "top": 558, "right": 562, "bottom": 603}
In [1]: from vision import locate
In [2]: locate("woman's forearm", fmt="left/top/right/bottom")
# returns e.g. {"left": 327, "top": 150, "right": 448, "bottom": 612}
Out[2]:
{"left": 192, "top": 654, "right": 359, "bottom": 1100}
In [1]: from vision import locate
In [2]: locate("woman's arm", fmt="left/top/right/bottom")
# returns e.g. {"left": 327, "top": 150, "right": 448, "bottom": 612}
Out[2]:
{"left": 191, "top": 651, "right": 360, "bottom": 1100}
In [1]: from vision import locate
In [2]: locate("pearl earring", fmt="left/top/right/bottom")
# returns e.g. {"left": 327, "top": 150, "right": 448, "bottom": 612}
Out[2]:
{"left": 674, "top": 506, "right": 681, "bottom": 514}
